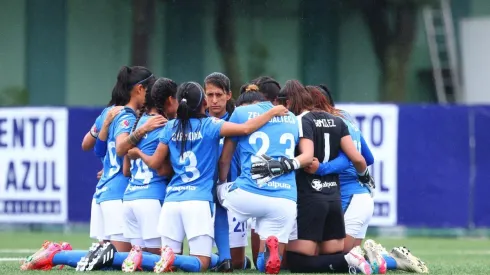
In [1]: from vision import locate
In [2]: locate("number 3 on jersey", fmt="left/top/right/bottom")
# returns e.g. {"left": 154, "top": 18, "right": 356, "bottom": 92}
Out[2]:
{"left": 180, "top": 151, "right": 200, "bottom": 183}
{"left": 249, "top": 131, "right": 295, "bottom": 158}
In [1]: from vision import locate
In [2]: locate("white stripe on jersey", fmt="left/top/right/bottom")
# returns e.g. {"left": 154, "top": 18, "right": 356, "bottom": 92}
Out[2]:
{"left": 296, "top": 111, "right": 310, "bottom": 138}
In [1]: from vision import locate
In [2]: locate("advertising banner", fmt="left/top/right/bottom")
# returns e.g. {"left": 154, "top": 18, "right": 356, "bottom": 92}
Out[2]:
{"left": 0, "top": 108, "right": 68, "bottom": 223}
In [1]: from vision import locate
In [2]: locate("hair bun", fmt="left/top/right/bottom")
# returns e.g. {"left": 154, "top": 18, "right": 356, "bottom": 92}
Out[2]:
{"left": 245, "top": 84, "right": 259, "bottom": 93}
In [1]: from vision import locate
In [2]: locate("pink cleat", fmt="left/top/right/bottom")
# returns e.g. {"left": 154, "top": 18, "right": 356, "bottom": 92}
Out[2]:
{"left": 20, "top": 242, "right": 62, "bottom": 271}
{"left": 154, "top": 246, "right": 175, "bottom": 273}
{"left": 122, "top": 245, "right": 143, "bottom": 272}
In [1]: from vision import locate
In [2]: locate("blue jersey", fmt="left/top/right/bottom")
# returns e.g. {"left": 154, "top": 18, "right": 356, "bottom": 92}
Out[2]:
{"left": 124, "top": 114, "right": 168, "bottom": 201}
{"left": 339, "top": 117, "right": 369, "bottom": 210}
{"left": 208, "top": 111, "right": 241, "bottom": 182}
{"left": 91, "top": 106, "right": 112, "bottom": 162}
{"left": 229, "top": 102, "right": 299, "bottom": 202}
{"left": 159, "top": 117, "right": 225, "bottom": 202}
{"left": 95, "top": 108, "right": 136, "bottom": 203}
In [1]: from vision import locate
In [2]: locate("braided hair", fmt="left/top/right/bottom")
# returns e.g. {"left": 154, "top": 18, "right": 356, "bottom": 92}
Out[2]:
{"left": 173, "top": 82, "right": 207, "bottom": 157}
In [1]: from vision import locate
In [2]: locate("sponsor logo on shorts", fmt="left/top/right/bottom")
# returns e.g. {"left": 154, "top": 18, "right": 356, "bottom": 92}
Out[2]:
{"left": 167, "top": 185, "right": 197, "bottom": 192}
{"left": 311, "top": 179, "right": 337, "bottom": 191}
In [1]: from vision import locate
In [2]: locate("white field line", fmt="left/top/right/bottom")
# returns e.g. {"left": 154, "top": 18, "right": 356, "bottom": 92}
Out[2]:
{"left": 0, "top": 258, "right": 24, "bottom": 262}
{"left": 0, "top": 249, "right": 36, "bottom": 253}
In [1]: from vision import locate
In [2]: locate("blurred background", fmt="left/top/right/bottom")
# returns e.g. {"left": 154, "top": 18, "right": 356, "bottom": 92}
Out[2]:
{"left": 0, "top": 0, "right": 490, "bottom": 242}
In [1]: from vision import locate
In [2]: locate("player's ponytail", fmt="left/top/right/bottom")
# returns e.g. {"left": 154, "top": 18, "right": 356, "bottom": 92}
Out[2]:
{"left": 235, "top": 84, "right": 266, "bottom": 106}
{"left": 173, "top": 82, "right": 207, "bottom": 157}
{"left": 131, "top": 77, "right": 156, "bottom": 133}
{"left": 152, "top": 78, "right": 178, "bottom": 119}
{"left": 318, "top": 84, "right": 335, "bottom": 107}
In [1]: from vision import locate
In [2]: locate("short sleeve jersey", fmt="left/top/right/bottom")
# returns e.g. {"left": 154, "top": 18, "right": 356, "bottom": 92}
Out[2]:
{"left": 159, "top": 117, "right": 225, "bottom": 202}
{"left": 295, "top": 111, "right": 349, "bottom": 201}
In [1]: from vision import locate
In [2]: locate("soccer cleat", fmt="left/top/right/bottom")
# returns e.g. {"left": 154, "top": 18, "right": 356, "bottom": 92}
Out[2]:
{"left": 57, "top": 242, "right": 73, "bottom": 270}
{"left": 154, "top": 246, "right": 175, "bottom": 273}
{"left": 244, "top": 256, "right": 252, "bottom": 270}
{"left": 20, "top": 240, "right": 51, "bottom": 269}
{"left": 76, "top": 242, "right": 116, "bottom": 271}
{"left": 345, "top": 246, "right": 372, "bottom": 275}
{"left": 76, "top": 242, "right": 102, "bottom": 271}
{"left": 363, "top": 240, "right": 387, "bottom": 274}
{"left": 210, "top": 259, "right": 233, "bottom": 272}
{"left": 122, "top": 245, "right": 143, "bottom": 272}
{"left": 20, "top": 242, "right": 62, "bottom": 271}
{"left": 264, "top": 236, "right": 281, "bottom": 274}
{"left": 390, "top": 246, "right": 429, "bottom": 273}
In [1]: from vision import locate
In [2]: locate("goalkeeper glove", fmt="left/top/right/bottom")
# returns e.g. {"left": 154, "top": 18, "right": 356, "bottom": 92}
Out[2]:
{"left": 251, "top": 154, "right": 299, "bottom": 186}
{"left": 358, "top": 168, "right": 376, "bottom": 198}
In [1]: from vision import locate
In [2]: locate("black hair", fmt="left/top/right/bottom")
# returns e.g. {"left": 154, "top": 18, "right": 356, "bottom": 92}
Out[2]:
{"left": 152, "top": 78, "right": 178, "bottom": 118}
{"left": 131, "top": 77, "right": 156, "bottom": 133}
{"left": 317, "top": 84, "right": 335, "bottom": 107}
{"left": 250, "top": 76, "right": 281, "bottom": 102}
{"left": 173, "top": 82, "right": 207, "bottom": 157}
{"left": 235, "top": 84, "right": 266, "bottom": 106}
{"left": 110, "top": 66, "right": 154, "bottom": 108}
{"left": 204, "top": 72, "right": 235, "bottom": 114}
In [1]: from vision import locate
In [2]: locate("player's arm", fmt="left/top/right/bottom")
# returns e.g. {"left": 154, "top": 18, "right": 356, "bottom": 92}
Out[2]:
{"left": 123, "top": 156, "right": 131, "bottom": 177}
{"left": 95, "top": 106, "right": 124, "bottom": 157}
{"left": 116, "top": 115, "right": 167, "bottom": 157}
{"left": 82, "top": 132, "right": 97, "bottom": 151}
{"left": 218, "top": 138, "right": 237, "bottom": 183}
{"left": 360, "top": 135, "right": 374, "bottom": 165}
{"left": 156, "top": 157, "right": 174, "bottom": 177}
{"left": 128, "top": 142, "right": 169, "bottom": 170}
{"left": 219, "top": 105, "right": 288, "bottom": 137}
{"left": 306, "top": 152, "right": 350, "bottom": 175}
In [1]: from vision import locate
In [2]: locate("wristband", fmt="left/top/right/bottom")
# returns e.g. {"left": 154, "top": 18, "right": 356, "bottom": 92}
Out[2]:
{"left": 358, "top": 168, "right": 369, "bottom": 177}
{"left": 292, "top": 158, "right": 300, "bottom": 170}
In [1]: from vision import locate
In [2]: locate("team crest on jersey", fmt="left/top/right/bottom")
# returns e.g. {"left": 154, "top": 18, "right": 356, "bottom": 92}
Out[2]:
{"left": 212, "top": 117, "right": 222, "bottom": 124}
{"left": 120, "top": 119, "right": 130, "bottom": 129}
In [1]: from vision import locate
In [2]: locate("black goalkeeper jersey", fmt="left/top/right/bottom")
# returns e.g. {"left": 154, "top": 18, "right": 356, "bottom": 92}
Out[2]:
{"left": 295, "top": 111, "right": 350, "bottom": 200}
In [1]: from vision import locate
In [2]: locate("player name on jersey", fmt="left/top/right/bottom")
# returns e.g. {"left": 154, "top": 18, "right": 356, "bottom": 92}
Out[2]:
{"left": 313, "top": 118, "right": 336, "bottom": 128}
{"left": 247, "top": 112, "right": 296, "bottom": 124}
{"left": 0, "top": 108, "right": 68, "bottom": 223}
{"left": 171, "top": 131, "right": 203, "bottom": 141}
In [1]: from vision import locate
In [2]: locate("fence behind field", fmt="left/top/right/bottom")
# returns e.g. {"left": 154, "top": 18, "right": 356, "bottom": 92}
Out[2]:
{"left": 0, "top": 105, "right": 489, "bottom": 230}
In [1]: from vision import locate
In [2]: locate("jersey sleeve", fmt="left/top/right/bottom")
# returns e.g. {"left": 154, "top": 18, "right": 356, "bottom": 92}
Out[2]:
{"left": 339, "top": 119, "right": 350, "bottom": 138}
{"left": 208, "top": 117, "right": 225, "bottom": 139}
{"left": 360, "top": 135, "right": 375, "bottom": 165}
{"left": 299, "top": 115, "right": 315, "bottom": 140}
{"left": 315, "top": 151, "right": 350, "bottom": 175}
{"left": 159, "top": 124, "right": 172, "bottom": 145}
{"left": 114, "top": 113, "right": 136, "bottom": 138}
{"left": 228, "top": 110, "right": 242, "bottom": 143}
{"left": 90, "top": 114, "right": 104, "bottom": 138}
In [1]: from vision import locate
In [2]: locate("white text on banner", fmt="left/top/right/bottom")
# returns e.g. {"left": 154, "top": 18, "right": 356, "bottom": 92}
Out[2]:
{"left": 0, "top": 108, "right": 68, "bottom": 223}
{"left": 336, "top": 104, "right": 398, "bottom": 226}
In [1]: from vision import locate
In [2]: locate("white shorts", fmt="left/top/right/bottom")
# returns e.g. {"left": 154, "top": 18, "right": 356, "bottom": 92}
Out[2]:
{"left": 89, "top": 198, "right": 108, "bottom": 241}
{"left": 344, "top": 193, "right": 374, "bottom": 239}
{"left": 99, "top": 199, "right": 129, "bottom": 242}
{"left": 123, "top": 199, "right": 162, "bottom": 248}
{"left": 228, "top": 211, "right": 248, "bottom": 248}
{"left": 250, "top": 218, "right": 257, "bottom": 231}
{"left": 220, "top": 185, "right": 296, "bottom": 244}
{"left": 158, "top": 201, "right": 215, "bottom": 241}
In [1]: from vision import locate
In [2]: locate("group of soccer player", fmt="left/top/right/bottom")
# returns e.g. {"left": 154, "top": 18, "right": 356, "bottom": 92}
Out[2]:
{"left": 20, "top": 66, "right": 429, "bottom": 274}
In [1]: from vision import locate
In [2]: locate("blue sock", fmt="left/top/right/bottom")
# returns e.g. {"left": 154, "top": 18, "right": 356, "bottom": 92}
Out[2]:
{"left": 174, "top": 255, "right": 201, "bottom": 272}
{"left": 111, "top": 252, "right": 128, "bottom": 268}
{"left": 257, "top": 252, "right": 265, "bottom": 272}
{"left": 214, "top": 204, "right": 231, "bottom": 262}
{"left": 209, "top": 253, "right": 219, "bottom": 269}
{"left": 52, "top": 250, "right": 87, "bottom": 268}
{"left": 383, "top": 255, "right": 397, "bottom": 270}
{"left": 141, "top": 253, "right": 161, "bottom": 271}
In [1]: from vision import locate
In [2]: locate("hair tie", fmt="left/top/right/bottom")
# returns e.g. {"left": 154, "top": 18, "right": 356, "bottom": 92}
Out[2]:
{"left": 181, "top": 98, "right": 187, "bottom": 103}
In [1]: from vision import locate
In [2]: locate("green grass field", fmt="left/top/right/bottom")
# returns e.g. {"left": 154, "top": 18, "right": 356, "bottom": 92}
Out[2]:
{"left": 0, "top": 232, "right": 488, "bottom": 274}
